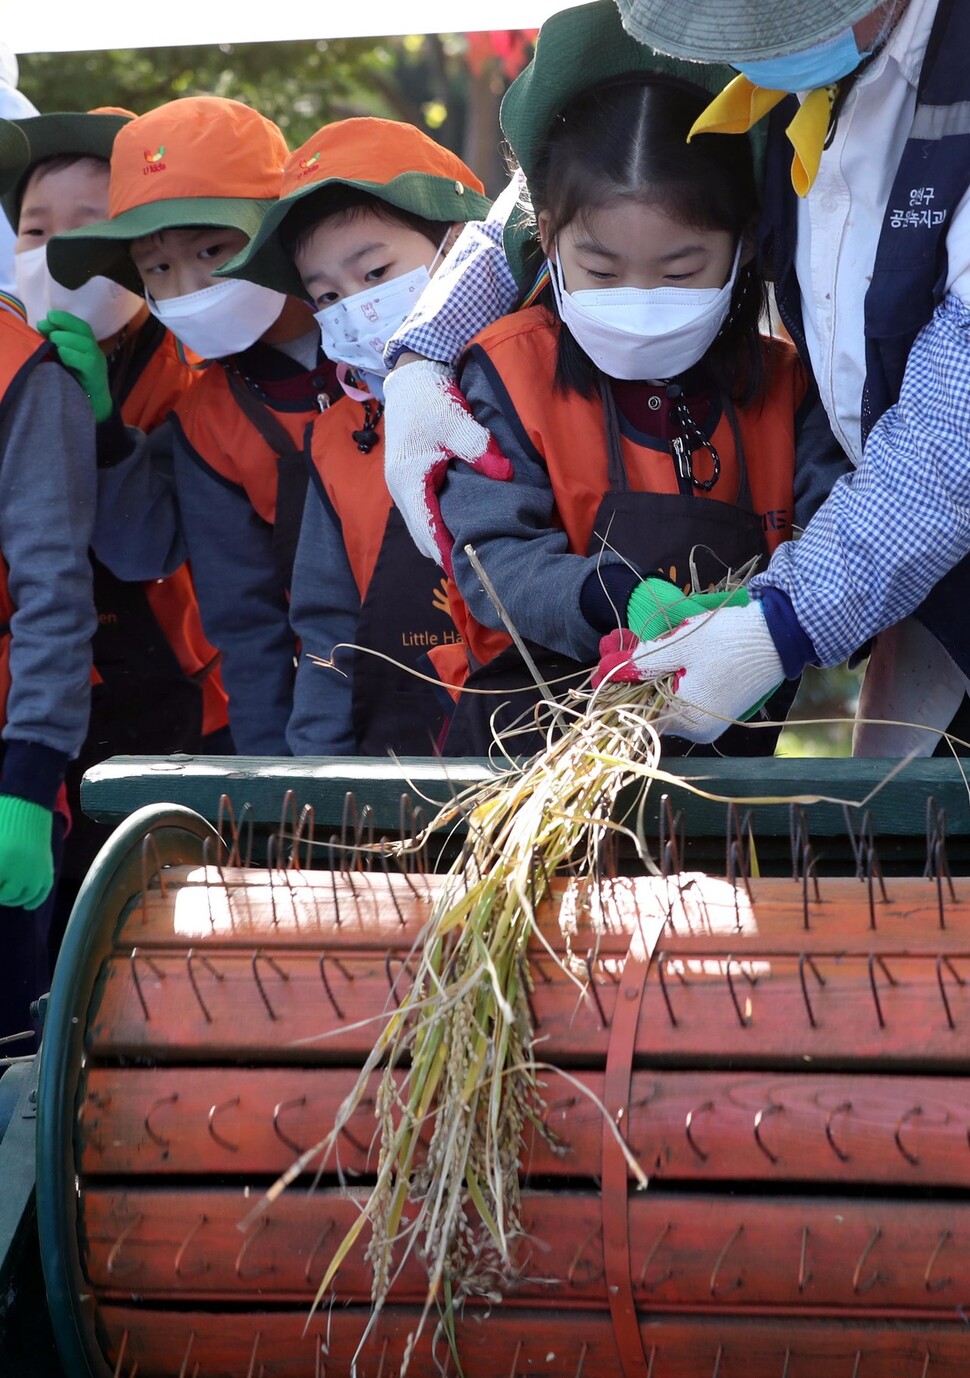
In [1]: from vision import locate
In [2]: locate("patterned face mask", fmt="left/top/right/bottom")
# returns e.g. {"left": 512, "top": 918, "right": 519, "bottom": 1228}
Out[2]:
{"left": 314, "top": 264, "right": 432, "bottom": 379}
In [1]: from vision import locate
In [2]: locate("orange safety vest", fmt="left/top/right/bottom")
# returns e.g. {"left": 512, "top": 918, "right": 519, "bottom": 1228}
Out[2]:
{"left": 174, "top": 362, "right": 314, "bottom": 525}
{"left": 307, "top": 405, "right": 467, "bottom": 705}
{"left": 307, "top": 404, "right": 392, "bottom": 595}
{"left": 0, "top": 314, "right": 52, "bottom": 733}
{"left": 117, "top": 322, "right": 198, "bottom": 433}
{"left": 112, "top": 324, "right": 229, "bottom": 737}
{"left": 451, "top": 307, "right": 804, "bottom": 668}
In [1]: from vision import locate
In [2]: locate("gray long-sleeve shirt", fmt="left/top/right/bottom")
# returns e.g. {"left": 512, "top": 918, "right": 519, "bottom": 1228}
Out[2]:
{"left": 0, "top": 341, "right": 96, "bottom": 777}
{"left": 92, "top": 418, "right": 187, "bottom": 581}
{"left": 171, "top": 429, "right": 295, "bottom": 756}
{"left": 440, "top": 352, "right": 632, "bottom": 665}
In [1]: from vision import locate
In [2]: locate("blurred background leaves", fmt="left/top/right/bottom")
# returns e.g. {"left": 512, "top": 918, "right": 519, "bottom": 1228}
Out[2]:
{"left": 17, "top": 31, "right": 538, "bottom": 193}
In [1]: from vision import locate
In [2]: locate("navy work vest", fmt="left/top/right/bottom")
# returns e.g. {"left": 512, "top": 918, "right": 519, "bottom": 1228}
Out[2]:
{"left": 759, "top": 0, "right": 970, "bottom": 674}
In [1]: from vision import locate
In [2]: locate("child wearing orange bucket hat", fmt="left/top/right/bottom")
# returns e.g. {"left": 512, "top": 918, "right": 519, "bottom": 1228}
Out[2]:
{"left": 4, "top": 105, "right": 231, "bottom": 946}
{"left": 48, "top": 97, "right": 340, "bottom": 756}
{"left": 0, "top": 118, "right": 98, "bottom": 1041}
{"left": 220, "top": 118, "right": 491, "bottom": 755}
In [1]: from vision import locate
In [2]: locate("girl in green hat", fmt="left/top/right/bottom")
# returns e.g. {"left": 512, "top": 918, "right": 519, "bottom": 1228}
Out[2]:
{"left": 433, "top": 22, "right": 845, "bottom": 755}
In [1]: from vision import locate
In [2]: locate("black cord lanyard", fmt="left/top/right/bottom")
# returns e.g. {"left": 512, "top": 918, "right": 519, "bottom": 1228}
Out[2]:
{"left": 665, "top": 382, "right": 721, "bottom": 492}
{"left": 352, "top": 398, "right": 385, "bottom": 453}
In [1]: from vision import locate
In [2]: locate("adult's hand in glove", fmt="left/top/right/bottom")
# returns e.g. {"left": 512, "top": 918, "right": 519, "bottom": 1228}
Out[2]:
{"left": 37, "top": 310, "right": 114, "bottom": 423}
{"left": 0, "top": 795, "right": 54, "bottom": 910}
{"left": 383, "top": 359, "right": 513, "bottom": 575}
{"left": 593, "top": 598, "right": 784, "bottom": 742}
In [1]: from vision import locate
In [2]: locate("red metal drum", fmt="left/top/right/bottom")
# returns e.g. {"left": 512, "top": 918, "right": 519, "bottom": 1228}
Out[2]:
{"left": 37, "top": 799, "right": 970, "bottom": 1377}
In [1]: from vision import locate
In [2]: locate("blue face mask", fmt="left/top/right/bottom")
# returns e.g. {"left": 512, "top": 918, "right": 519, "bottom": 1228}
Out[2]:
{"left": 736, "top": 27, "right": 871, "bottom": 92}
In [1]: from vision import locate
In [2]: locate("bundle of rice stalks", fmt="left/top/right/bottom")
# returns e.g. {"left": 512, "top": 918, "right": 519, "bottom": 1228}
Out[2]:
{"left": 273, "top": 572, "right": 751, "bottom": 1372}
{"left": 279, "top": 675, "right": 678, "bottom": 1365}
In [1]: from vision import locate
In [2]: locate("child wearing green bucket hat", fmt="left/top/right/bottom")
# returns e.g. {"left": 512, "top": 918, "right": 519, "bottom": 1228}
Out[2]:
{"left": 0, "top": 118, "right": 99, "bottom": 1041}
{"left": 5, "top": 105, "right": 231, "bottom": 942}
{"left": 382, "top": 1, "right": 742, "bottom": 573}
{"left": 393, "top": 0, "right": 970, "bottom": 755}
{"left": 47, "top": 96, "right": 340, "bottom": 756}
{"left": 220, "top": 117, "right": 492, "bottom": 755}
{"left": 410, "top": 0, "right": 847, "bottom": 756}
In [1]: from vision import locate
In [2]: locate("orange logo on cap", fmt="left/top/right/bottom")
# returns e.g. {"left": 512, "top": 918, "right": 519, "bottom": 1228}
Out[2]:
{"left": 143, "top": 145, "right": 167, "bottom": 174}
{"left": 297, "top": 151, "right": 321, "bottom": 178}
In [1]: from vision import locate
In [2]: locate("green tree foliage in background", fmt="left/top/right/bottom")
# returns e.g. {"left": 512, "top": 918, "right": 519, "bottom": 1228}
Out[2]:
{"left": 776, "top": 664, "right": 863, "bottom": 757}
{"left": 17, "top": 32, "right": 537, "bottom": 193}
{"left": 18, "top": 39, "right": 397, "bottom": 144}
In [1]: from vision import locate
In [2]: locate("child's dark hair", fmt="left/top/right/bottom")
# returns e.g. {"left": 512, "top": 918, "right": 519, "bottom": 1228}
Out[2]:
{"left": 17, "top": 154, "right": 109, "bottom": 217}
{"left": 528, "top": 74, "right": 769, "bottom": 403}
{"left": 279, "top": 185, "right": 451, "bottom": 264}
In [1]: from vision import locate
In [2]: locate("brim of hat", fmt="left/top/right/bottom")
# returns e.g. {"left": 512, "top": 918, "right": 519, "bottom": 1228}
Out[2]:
{"left": 0, "top": 121, "right": 29, "bottom": 200}
{"left": 615, "top": 0, "right": 876, "bottom": 61}
{"left": 47, "top": 196, "right": 275, "bottom": 294}
{"left": 219, "top": 174, "right": 492, "bottom": 298}
{"left": 1, "top": 112, "right": 130, "bottom": 230}
{"left": 501, "top": 0, "right": 736, "bottom": 182}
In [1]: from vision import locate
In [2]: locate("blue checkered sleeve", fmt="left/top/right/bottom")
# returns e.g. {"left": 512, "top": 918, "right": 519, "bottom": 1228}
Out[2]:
{"left": 751, "top": 293, "right": 970, "bottom": 666}
{"left": 384, "top": 172, "right": 524, "bottom": 369}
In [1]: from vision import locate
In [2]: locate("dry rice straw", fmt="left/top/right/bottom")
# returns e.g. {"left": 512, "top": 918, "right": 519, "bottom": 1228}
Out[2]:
{"left": 258, "top": 572, "right": 909, "bottom": 1374}
{"left": 292, "top": 667, "right": 677, "bottom": 1374}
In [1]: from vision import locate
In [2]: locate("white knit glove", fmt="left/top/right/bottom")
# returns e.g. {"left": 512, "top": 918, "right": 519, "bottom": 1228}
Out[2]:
{"left": 596, "top": 600, "right": 785, "bottom": 743}
{"left": 383, "top": 359, "right": 513, "bottom": 575}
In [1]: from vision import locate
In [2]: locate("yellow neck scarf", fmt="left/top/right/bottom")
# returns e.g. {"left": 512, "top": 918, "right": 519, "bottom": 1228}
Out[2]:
{"left": 688, "top": 74, "right": 837, "bottom": 197}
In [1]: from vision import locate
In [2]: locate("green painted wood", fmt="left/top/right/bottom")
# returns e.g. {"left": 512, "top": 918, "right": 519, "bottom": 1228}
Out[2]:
{"left": 81, "top": 755, "right": 492, "bottom": 830}
{"left": 81, "top": 755, "right": 970, "bottom": 876}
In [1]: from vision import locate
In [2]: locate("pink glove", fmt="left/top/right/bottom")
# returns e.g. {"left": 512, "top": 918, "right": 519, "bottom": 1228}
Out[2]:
{"left": 383, "top": 359, "right": 513, "bottom": 576}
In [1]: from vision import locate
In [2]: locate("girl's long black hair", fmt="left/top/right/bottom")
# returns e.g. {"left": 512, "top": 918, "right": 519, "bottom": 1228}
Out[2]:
{"left": 526, "top": 74, "right": 770, "bottom": 404}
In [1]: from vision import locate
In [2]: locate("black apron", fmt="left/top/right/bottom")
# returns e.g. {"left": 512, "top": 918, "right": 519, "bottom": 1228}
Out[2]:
{"left": 83, "top": 327, "right": 207, "bottom": 770}
{"left": 444, "top": 383, "right": 796, "bottom": 757}
{"left": 57, "top": 556, "right": 206, "bottom": 895}
{"left": 350, "top": 505, "right": 458, "bottom": 756}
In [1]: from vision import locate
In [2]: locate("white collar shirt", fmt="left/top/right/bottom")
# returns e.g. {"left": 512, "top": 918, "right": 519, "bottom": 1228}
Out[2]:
{"left": 794, "top": 0, "right": 970, "bottom": 466}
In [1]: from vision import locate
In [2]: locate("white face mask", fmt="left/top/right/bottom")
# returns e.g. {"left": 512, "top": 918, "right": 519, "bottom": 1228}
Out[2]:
{"left": 550, "top": 241, "right": 742, "bottom": 381}
{"left": 313, "top": 229, "right": 451, "bottom": 378}
{"left": 146, "top": 277, "right": 286, "bottom": 359}
{"left": 15, "top": 244, "right": 142, "bottom": 339}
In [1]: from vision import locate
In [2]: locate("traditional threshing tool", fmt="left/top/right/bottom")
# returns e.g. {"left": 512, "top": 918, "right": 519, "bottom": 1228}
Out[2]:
{"left": 28, "top": 751, "right": 970, "bottom": 1378}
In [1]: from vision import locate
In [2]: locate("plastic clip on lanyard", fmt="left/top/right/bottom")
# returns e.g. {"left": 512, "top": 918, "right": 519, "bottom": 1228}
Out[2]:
{"left": 670, "top": 436, "right": 694, "bottom": 490}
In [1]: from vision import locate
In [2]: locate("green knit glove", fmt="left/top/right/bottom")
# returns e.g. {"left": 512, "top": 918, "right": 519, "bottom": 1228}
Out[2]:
{"left": 37, "top": 309, "right": 114, "bottom": 423}
{"left": 626, "top": 577, "right": 751, "bottom": 641}
{"left": 0, "top": 795, "right": 55, "bottom": 910}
